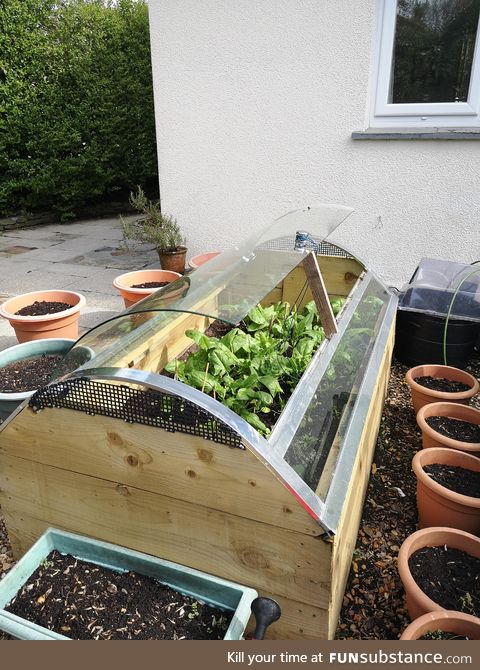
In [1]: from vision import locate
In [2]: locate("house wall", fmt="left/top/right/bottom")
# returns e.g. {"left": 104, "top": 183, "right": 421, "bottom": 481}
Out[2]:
{"left": 148, "top": 0, "right": 479, "bottom": 286}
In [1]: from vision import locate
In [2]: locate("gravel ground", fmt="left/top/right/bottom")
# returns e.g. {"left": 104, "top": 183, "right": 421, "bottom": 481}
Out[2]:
{"left": 0, "top": 355, "right": 479, "bottom": 640}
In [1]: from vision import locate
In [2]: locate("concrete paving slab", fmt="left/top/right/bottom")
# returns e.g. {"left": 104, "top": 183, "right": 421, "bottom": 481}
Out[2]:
{"left": 2, "top": 230, "right": 81, "bottom": 244}
{"left": 73, "top": 268, "right": 123, "bottom": 294}
{"left": 63, "top": 247, "right": 157, "bottom": 270}
{"left": 24, "top": 237, "right": 106, "bottom": 261}
{"left": 36, "top": 262, "right": 107, "bottom": 278}
{"left": 0, "top": 270, "right": 78, "bottom": 297}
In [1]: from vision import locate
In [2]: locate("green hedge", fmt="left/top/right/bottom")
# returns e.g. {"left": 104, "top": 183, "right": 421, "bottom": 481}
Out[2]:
{"left": 0, "top": 0, "right": 158, "bottom": 219}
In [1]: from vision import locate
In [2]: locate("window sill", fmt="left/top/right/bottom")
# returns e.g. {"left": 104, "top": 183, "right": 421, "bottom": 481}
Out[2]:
{"left": 352, "top": 128, "right": 480, "bottom": 140}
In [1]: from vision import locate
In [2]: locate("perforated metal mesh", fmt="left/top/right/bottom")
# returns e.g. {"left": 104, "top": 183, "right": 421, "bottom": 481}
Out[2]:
{"left": 258, "top": 235, "right": 352, "bottom": 258}
{"left": 29, "top": 378, "right": 243, "bottom": 449}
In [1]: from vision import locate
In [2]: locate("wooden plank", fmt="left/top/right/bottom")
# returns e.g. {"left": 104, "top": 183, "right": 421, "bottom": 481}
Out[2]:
{"left": 0, "top": 407, "right": 321, "bottom": 536}
{"left": 282, "top": 257, "right": 363, "bottom": 308}
{"left": 302, "top": 252, "right": 337, "bottom": 338}
{"left": 328, "top": 323, "right": 395, "bottom": 638}
{"left": 0, "top": 456, "right": 333, "bottom": 609}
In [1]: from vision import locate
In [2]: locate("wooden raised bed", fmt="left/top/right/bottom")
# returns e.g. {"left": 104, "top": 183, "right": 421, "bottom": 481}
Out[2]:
{"left": 0, "top": 213, "right": 396, "bottom": 639}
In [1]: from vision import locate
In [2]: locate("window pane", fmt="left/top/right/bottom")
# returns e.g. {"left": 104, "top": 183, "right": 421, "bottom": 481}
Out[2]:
{"left": 391, "top": 0, "right": 480, "bottom": 103}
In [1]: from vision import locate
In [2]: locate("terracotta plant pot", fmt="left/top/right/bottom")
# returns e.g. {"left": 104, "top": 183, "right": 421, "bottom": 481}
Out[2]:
{"left": 0, "top": 338, "right": 76, "bottom": 422}
{"left": 412, "top": 447, "right": 480, "bottom": 534}
{"left": 417, "top": 402, "right": 480, "bottom": 455}
{"left": 188, "top": 252, "right": 220, "bottom": 270}
{"left": 0, "top": 290, "right": 86, "bottom": 343}
{"left": 397, "top": 527, "right": 480, "bottom": 620}
{"left": 113, "top": 270, "right": 182, "bottom": 308}
{"left": 405, "top": 364, "right": 479, "bottom": 414}
{"left": 158, "top": 247, "right": 187, "bottom": 273}
{"left": 400, "top": 610, "right": 480, "bottom": 640}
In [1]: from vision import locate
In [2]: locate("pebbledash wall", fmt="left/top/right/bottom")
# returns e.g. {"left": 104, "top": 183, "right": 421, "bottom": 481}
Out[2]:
{"left": 148, "top": 0, "right": 480, "bottom": 287}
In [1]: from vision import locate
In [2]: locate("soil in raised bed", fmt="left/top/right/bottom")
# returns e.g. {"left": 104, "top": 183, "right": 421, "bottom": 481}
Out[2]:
{"left": 414, "top": 375, "right": 471, "bottom": 393}
{"left": 423, "top": 463, "right": 480, "bottom": 498}
{"left": 5, "top": 550, "right": 232, "bottom": 640}
{"left": 426, "top": 416, "right": 480, "bottom": 443}
{"left": 130, "top": 281, "right": 169, "bottom": 289}
{"left": 15, "top": 301, "right": 73, "bottom": 316}
{"left": 408, "top": 546, "right": 480, "bottom": 616}
{"left": 0, "top": 354, "right": 63, "bottom": 393}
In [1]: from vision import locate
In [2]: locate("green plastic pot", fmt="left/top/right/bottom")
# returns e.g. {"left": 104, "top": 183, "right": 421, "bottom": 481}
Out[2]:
{"left": 0, "top": 528, "right": 257, "bottom": 640}
{"left": 0, "top": 338, "right": 75, "bottom": 422}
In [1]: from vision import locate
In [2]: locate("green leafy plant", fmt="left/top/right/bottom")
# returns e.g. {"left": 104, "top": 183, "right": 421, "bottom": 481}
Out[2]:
{"left": 164, "top": 299, "right": 342, "bottom": 436}
{"left": 122, "top": 187, "right": 185, "bottom": 253}
{"left": 460, "top": 591, "right": 475, "bottom": 616}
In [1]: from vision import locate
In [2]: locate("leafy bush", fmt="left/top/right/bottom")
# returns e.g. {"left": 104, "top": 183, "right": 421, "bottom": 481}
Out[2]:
{"left": 0, "top": 0, "right": 158, "bottom": 219}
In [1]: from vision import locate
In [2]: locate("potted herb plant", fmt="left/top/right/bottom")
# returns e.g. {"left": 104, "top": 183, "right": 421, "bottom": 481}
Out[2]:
{"left": 400, "top": 610, "right": 480, "bottom": 640}
{"left": 0, "top": 528, "right": 258, "bottom": 640}
{"left": 416, "top": 402, "right": 480, "bottom": 454}
{"left": 397, "top": 527, "right": 480, "bottom": 621}
{"left": 0, "top": 290, "right": 86, "bottom": 343}
{"left": 122, "top": 187, "right": 187, "bottom": 273}
{"left": 412, "top": 447, "right": 480, "bottom": 534}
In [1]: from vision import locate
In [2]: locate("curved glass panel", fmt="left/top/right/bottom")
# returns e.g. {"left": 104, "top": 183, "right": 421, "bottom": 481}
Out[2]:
{"left": 53, "top": 204, "right": 357, "bottom": 379}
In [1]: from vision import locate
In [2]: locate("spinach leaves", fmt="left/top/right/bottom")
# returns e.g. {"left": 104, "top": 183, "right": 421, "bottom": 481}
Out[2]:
{"left": 165, "top": 299, "right": 344, "bottom": 436}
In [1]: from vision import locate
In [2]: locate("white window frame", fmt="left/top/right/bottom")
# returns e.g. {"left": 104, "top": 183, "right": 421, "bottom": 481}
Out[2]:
{"left": 371, "top": 0, "right": 480, "bottom": 128}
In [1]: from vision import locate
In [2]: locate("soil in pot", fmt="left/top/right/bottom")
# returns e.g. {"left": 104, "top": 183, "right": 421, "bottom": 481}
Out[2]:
{"left": 408, "top": 546, "right": 480, "bottom": 616}
{"left": 5, "top": 550, "right": 232, "bottom": 640}
{"left": 423, "top": 464, "right": 480, "bottom": 498}
{"left": 130, "top": 281, "right": 169, "bottom": 289}
{"left": 414, "top": 376, "right": 471, "bottom": 393}
{"left": 15, "top": 301, "right": 74, "bottom": 317}
{"left": 426, "top": 416, "right": 480, "bottom": 443}
{"left": 421, "top": 630, "right": 468, "bottom": 640}
{"left": 0, "top": 354, "right": 63, "bottom": 393}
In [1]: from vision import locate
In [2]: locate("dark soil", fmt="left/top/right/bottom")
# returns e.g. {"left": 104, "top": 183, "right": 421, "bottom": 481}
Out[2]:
{"left": 423, "top": 463, "right": 480, "bottom": 498}
{"left": 421, "top": 631, "right": 468, "bottom": 640}
{"left": 414, "top": 375, "right": 471, "bottom": 393}
{"left": 426, "top": 416, "right": 480, "bottom": 444}
{"left": 5, "top": 550, "right": 232, "bottom": 640}
{"left": 15, "top": 301, "right": 73, "bottom": 317}
{"left": 0, "top": 354, "right": 63, "bottom": 393}
{"left": 130, "top": 281, "right": 169, "bottom": 289}
{"left": 408, "top": 546, "right": 480, "bottom": 617}
{"left": 204, "top": 320, "right": 233, "bottom": 339}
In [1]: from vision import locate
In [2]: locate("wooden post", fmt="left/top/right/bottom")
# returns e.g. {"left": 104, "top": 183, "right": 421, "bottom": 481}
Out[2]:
{"left": 302, "top": 252, "right": 338, "bottom": 339}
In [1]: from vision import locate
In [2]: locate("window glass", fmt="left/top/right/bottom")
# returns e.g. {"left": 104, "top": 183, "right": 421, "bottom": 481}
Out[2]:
{"left": 391, "top": 0, "right": 480, "bottom": 104}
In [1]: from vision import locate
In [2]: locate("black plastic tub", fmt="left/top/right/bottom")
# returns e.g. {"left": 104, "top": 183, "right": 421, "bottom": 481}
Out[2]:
{"left": 395, "top": 309, "right": 480, "bottom": 369}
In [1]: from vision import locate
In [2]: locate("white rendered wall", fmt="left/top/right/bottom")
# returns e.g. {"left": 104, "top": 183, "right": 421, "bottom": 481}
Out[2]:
{"left": 148, "top": 0, "right": 479, "bottom": 286}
